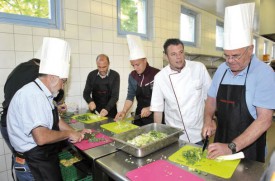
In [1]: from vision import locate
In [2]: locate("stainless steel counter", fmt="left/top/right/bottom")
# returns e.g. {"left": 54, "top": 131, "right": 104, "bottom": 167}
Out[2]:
{"left": 69, "top": 118, "right": 120, "bottom": 179}
{"left": 95, "top": 141, "right": 266, "bottom": 181}
{"left": 69, "top": 119, "right": 266, "bottom": 181}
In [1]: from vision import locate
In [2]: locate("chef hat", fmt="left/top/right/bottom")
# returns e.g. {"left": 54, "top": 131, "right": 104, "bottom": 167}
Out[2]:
{"left": 126, "top": 34, "right": 146, "bottom": 61}
{"left": 223, "top": 3, "right": 255, "bottom": 50}
{"left": 39, "top": 37, "right": 71, "bottom": 78}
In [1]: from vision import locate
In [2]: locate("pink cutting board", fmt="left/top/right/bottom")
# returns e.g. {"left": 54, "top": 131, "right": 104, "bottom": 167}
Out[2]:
{"left": 126, "top": 160, "right": 204, "bottom": 181}
{"left": 74, "top": 131, "right": 113, "bottom": 150}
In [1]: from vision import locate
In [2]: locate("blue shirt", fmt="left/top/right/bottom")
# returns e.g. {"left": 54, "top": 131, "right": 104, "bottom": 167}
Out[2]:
{"left": 208, "top": 55, "right": 275, "bottom": 119}
{"left": 7, "top": 78, "right": 55, "bottom": 152}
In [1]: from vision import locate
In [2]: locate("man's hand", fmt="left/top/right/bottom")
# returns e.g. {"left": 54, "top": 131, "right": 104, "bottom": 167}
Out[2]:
{"left": 140, "top": 107, "right": 152, "bottom": 118}
{"left": 68, "top": 130, "right": 83, "bottom": 143}
{"left": 207, "top": 142, "right": 232, "bottom": 159}
{"left": 57, "top": 102, "right": 67, "bottom": 114}
{"left": 80, "top": 128, "right": 92, "bottom": 135}
{"left": 114, "top": 111, "right": 126, "bottom": 121}
{"left": 100, "top": 109, "right": 108, "bottom": 117}
{"left": 202, "top": 120, "right": 216, "bottom": 138}
{"left": 88, "top": 101, "right": 96, "bottom": 111}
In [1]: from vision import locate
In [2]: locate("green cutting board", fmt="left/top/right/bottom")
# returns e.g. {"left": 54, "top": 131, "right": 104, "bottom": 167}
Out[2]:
{"left": 168, "top": 145, "right": 241, "bottom": 179}
{"left": 100, "top": 122, "right": 138, "bottom": 134}
{"left": 71, "top": 113, "right": 107, "bottom": 124}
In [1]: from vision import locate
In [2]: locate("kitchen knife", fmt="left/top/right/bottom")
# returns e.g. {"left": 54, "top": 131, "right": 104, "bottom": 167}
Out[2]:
{"left": 124, "top": 114, "right": 141, "bottom": 123}
{"left": 202, "top": 135, "right": 209, "bottom": 153}
{"left": 94, "top": 110, "right": 100, "bottom": 116}
{"left": 133, "top": 114, "right": 141, "bottom": 121}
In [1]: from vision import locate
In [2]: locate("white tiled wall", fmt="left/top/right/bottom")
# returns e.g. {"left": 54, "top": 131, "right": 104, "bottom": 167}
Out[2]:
{"left": 0, "top": 0, "right": 274, "bottom": 179}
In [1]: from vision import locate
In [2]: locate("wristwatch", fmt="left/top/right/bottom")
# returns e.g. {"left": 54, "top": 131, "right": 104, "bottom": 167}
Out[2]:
{"left": 228, "top": 142, "right": 236, "bottom": 154}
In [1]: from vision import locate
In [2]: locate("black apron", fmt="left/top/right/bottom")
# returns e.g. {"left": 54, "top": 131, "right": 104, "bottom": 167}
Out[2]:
{"left": 23, "top": 81, "right": 62, "bottom": 180}
{"left": 215, "top": 64, "right": 266, "bottom": 162}
{"left": 93, "top": 76, "right": 117, "bottom": 118}
{"left": 135, "top": 83, "right": 154, "bottom": 126}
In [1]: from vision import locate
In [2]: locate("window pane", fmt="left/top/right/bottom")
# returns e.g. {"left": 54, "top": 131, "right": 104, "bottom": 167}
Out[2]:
{"left": 253, "top": 38, "right": 256, "bottom": 55}
{"left": 272, "top": 44, "right": 274, "bottom": 59}
{"left": 0, "top": 0, "right": 50, "bottom": 18}
{"left": 216, "top": 21, "right": 224, "bottom": 49}
{"left": 118, "top": 0, "right": 147, "bottom": 35}
{"left": 264, "top": 41, "right": 268, "bottom": 54}
{"left": 0, "top": 0, "right": 62, "bottom": 29}
{"left": 180, "top": 7, "right": 197, "bottom": 46}
{"left": 180, "top": 13, "right": 195, "bottom": 42}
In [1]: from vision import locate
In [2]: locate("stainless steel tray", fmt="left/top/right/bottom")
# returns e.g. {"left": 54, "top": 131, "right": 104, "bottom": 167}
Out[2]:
{"left": 112, "top": 123, "right": 183, "bottom": 157}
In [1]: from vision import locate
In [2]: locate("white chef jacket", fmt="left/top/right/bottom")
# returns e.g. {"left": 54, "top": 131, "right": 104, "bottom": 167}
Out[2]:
{"left": 150, "top": 60, "right": 211, "bottom": 143}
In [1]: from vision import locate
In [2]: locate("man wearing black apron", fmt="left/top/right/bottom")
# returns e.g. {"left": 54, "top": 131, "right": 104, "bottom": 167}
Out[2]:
{"left": 21, "top": 81, "right": 63, "bottom": 180}
{"left": 7, "top": 37, "right": 88, "bottom": 180}
{"left": 214, "top": 64, "right": 266, "bottom": 162}
{"left": 115, "top": 35, "right": 159, "bottom": 126}
{"left": 83, "top": 54, "right": 120, "bottom": 118}
{"left": 129, "top": 65, "right": 159, "bottom": 126}
{"left": 202, "top": 3, "right": 275, "bottom": 163}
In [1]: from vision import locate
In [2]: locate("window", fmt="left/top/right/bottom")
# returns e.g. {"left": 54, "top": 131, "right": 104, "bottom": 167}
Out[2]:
{"left": 117, "top": 0, "right": 149, "bottom": 38}
{"left": 180, "top": 6, "right": 198, "bottom": 46}
{"left": 216, "top": 20, "right": 224, "bottom": 50}
{"left": 0, "top": 0, "right": 62, "bottom": 29}
{"left": 272, "top": 44, "right": 275, "bottom": 59}
{"left": 253, "top": 36, "right": 258, "bottom": 56}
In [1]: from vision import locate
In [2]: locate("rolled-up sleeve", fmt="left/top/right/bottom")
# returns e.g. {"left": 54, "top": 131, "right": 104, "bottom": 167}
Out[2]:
{"left": 126, "top": 75, "right": 137, "bottom": 101}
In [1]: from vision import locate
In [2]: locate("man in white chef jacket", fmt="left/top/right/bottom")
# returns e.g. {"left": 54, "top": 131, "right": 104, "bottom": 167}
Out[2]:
{"left": 150, "top": 38, "right": 211, "bottom": 144}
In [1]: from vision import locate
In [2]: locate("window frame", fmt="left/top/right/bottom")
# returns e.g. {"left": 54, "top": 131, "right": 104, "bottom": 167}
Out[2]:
{"left": 117, "top": 0, "right": 150, "bottom": 39}
{"left": 215, "top": 20, "right": 224, "bottom": 51}
{"left": 272, "top": 44, "right": 275, "bottom": 59}
{"left": 263, "top": 40, "right": 268, "bottom": 55}
{"left": 180, "top": 6, "right": 198, "bottom": 47}
{"left": 0, "top": 0, "right": 63, "bottom": 29}
{"left": 253, "top": 36, "right": 258, "bottom": 56}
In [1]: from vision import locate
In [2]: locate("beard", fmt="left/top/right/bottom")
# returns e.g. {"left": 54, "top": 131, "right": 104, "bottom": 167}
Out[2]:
{"left": 53, "top": 89, "right": 64, "bottom": 102}
{"left": 50, "top": 77, "right": 60, "bottom": 98}
{"left": 52, "top": 90, "right": 59, "bottom": 98}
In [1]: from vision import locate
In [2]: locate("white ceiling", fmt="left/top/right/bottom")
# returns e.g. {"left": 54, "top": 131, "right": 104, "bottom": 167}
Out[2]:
{"left": 181, "top": 0, "right": 255, "bottom": 18}
{"left": 181, "top": 0, "right": 275, "bottom": 42}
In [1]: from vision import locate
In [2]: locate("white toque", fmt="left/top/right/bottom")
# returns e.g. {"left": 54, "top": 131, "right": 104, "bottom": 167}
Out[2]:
{"left": 39, "top": 37, "right": 71, "bottom": 78}
{"left": 126, "top": 34, "right": 146, "bottom": 61}
{"left": 223, "top": 3, "right": 255, "bottom": 50}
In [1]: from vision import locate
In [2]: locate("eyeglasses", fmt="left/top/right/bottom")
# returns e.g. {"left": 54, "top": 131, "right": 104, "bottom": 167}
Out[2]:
{"left": 223, "top": 47, "right": 249, "bottom": 61}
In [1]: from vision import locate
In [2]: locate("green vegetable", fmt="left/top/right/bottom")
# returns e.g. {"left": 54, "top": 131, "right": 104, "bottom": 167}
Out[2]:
{"left": 83, "top": 132, "right": 105, "bottom": 142}
{"left": 127, "top": 130, "right": 168, "bottom": 147}
{"left": 74, "top": 115, "right": 91, "bottom": 121}
{"left": 182, "top": 148, "right": 206, "bottom": 165}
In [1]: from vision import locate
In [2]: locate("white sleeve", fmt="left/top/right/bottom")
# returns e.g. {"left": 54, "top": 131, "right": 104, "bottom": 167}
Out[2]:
{"left": 150, "top": 73, "right": 164, "bottom": 112}
{"left": 202, "top": 65, "right": 212, "bottom": 100}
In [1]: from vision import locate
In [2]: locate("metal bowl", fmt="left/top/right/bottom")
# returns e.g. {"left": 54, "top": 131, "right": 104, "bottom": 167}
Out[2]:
{"left": 112, "top": 123, "right": 184, "bottom": 157}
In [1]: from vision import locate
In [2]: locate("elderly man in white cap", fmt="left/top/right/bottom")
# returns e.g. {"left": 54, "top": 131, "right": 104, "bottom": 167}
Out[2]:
{"left": 202, "top": 3, "right": 275, "bottom": 162}
{"left": 7, "top": 37, "right": 90, "bottom": 180}
{"left": 115, "top": 35, "right": 159, "bottom": 126}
